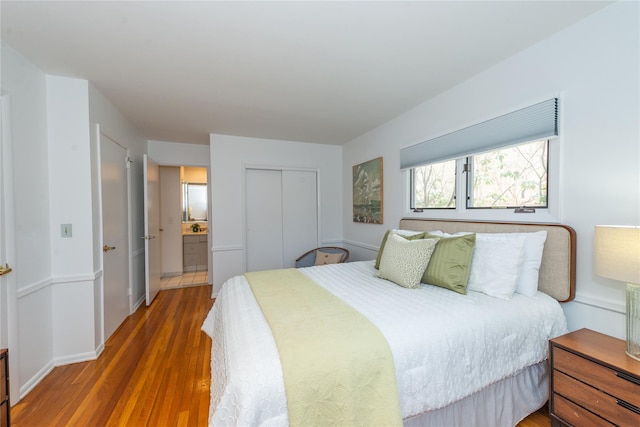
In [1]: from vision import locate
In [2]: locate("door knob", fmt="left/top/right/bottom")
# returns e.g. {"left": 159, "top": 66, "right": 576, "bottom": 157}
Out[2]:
{"left": 0, "top": 263, "right": 12, "bottom": 276}
{"left": 103, "top": 245, "right": 116, "bottom": 252}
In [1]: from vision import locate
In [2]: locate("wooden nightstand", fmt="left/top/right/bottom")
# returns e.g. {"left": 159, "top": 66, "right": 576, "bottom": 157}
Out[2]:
{"left": 549, "top": 328, "right": 640, "bottom": 426}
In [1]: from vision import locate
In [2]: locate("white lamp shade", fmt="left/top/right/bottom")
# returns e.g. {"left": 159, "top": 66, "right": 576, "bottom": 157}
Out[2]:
{"left": 594, "top": 225, "right": 640, "bottom": 284}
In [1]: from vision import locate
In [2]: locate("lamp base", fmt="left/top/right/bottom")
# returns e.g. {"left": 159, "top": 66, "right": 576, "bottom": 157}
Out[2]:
{"left": 627, "top": 282, "right": 640, "bottom": 361}
{"left": 626, "top": 351, "right": 640, "bottom": 362}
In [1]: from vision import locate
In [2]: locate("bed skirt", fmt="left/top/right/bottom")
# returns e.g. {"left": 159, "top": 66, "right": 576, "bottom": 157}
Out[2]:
{"left": 403, "top": 361, "right": 548, "bottom": 427}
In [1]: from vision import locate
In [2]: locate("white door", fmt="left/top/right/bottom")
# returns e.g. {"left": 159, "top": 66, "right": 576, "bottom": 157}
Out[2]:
{"left": 144, "top": 155, "right": 161, "bottom": 305}
{"left": 246, "top": 168, "right": 318, "bottom": 271}
{"left": 246, "top": 169, "right": 284, "bottom": 271}
{"left": 0, "top": 95, "right": 19, "bottom": 402}
{"left": 100, "top": 134, "right": 130, "bottom": 341}
{"left": 282, "top": 170, "right": 318, "bottom": 268}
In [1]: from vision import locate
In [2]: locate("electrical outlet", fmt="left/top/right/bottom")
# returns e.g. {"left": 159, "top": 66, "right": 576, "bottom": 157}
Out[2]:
{"left": 61, "top": 224, "right": 72, "bottom": 238}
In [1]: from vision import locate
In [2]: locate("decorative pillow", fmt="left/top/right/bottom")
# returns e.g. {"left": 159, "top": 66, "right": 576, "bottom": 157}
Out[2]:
{"left": 421, "top": 233, "right": 476, "bottom": 294}
{"left": 314, "top": 251, "right": 343, "bottom": 265}
{"left": 375, "top": 229, "right": 426, "bottom": 269}
{"left": 467, "top": 234, "right": 526, "bottom": 300}
{"left": 486, "top": 231, "right": 547, "bottom": 296}
{"left": 376, "top": 234, "right": 439, "bottom": 289}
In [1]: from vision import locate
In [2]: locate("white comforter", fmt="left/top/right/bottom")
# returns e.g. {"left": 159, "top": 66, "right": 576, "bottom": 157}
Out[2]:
{"left": 202, "top": 261, "right": 567, "bottom": 426}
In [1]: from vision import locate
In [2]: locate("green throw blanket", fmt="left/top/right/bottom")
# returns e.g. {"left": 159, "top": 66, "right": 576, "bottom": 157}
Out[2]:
{"left": 245, "top": 268, "right": 402, "bottom": 427}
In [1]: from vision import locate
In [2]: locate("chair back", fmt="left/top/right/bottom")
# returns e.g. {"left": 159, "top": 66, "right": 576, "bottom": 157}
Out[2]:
{"left": 295, "top": 247, "right": 349, "bottom": 268}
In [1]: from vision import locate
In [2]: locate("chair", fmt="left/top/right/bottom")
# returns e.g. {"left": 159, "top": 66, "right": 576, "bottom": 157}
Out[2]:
{"left": 295, "top": 247, "right": 350, "bottom": 268}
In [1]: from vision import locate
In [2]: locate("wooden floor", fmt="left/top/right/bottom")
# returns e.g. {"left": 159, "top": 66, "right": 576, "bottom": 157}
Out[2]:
{"left": 10, "top": 283, "right": 550, "bottom": 426}
{"left": 11, "top": 285, "right": 214, "bottom": 427}
{"left": 518, "top": 405, "right": 552, "bottom": 427}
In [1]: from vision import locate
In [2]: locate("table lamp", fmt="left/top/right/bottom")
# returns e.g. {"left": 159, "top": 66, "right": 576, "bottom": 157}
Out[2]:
{"left": 594, "top": 225, "right": 640, "bottom": 361}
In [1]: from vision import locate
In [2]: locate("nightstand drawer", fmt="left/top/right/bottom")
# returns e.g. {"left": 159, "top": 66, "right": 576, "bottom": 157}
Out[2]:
{"left": 555, "top": 370, "right": 640, "bottom": 425}
{"left": 552, "top": 393, "right": 614, "bottom": 427}
{"left": 554, "top": 347, "right": 640, "bottom": 408}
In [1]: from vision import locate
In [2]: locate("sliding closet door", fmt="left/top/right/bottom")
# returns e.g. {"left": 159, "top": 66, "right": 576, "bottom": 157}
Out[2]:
{"left": 246, "top": 169, "right": 284, "bottom": 271}
{"left": 282, "top": 170, "right": 318, "bottom": 268}
{"left": 246, "top": 168, "right": 318, "bottom": 272}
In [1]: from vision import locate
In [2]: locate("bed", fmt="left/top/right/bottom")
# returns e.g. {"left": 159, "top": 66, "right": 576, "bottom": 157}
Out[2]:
{"left": 202, "top": 219, "right": 576, "bottom": 426}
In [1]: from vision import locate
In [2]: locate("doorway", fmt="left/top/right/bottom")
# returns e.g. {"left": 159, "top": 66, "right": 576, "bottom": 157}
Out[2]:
{"left": 158, "top": 166, "right": 209, "bottom": 289}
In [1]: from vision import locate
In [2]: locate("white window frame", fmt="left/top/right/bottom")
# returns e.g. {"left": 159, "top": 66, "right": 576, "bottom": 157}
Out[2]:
{"left": 404, "top": 137, "right": 561, "bottom": 223}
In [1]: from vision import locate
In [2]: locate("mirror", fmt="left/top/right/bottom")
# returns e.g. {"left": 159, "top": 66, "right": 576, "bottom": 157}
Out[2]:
{"left": 182, "top": 182, "right": 208, "bottom": 222}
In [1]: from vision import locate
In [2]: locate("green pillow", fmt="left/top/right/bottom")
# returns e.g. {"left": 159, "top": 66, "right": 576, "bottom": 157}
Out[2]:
{"left": 375, "top": 230, "right": 426, "bottom": 269}
{"left": 421, "top": 233, "right": 476, "bottom": 294}
{"left": 376, "top": 233, "right": 439, "bottom": 289}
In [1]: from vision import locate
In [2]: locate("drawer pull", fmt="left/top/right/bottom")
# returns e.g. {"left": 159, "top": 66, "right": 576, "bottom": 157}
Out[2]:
{"left": 616, "top": 371, "right": 640, "bottom": 386}
{"left": 617, "top": 399, "right": 640, "bottom": 415}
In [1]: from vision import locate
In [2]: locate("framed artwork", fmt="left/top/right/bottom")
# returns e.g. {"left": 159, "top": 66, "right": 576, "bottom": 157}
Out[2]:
{"left": 352, "top": 157, "right": 383, "bottom": 224}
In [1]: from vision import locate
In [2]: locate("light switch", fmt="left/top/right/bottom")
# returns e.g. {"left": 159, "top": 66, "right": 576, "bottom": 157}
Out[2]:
{"left": 61, "top": 224, "right": 72, "bottom": 238}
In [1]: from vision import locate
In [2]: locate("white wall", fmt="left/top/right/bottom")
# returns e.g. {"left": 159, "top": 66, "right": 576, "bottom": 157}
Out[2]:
{"left": 209, "top": 134, "right": 342, "bottom": 295}
{"left": 46, "top": 76, "right": 97, "bottom": 365}
{"left": 1, "top": 42, "right": 54, "bottom": 398}
{"left": 1, "top": 43, "right": 148, "bottom": 399}
{"left": 148, "top": 140, "right": 210, "bottom": 167}
{"left": 342, "top": 1, "right": 639, "bottom": 340}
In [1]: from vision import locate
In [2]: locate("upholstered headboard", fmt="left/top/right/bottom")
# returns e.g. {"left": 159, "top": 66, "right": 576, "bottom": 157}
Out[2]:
{"left": 399, "top": 219, "right": 576, "bottom": 302}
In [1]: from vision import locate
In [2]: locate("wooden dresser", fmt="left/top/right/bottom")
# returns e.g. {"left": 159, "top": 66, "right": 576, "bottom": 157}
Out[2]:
{"left": 549, "top": 328, "right": 640, "bottom": 426}
{"left": 0, "top": 349, "right": 8, "bottom": 427}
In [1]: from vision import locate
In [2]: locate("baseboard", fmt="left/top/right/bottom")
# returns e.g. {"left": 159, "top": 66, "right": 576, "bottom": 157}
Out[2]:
{"left": 95, "top": 342, "right": 105, "bottom": 358}
{"left": 132, "top": 294, "right": 145, "bottom": 312}
{"left": 19, "top": 360, "right": 55, "bottom": 399}
{"left": 54, "top": 350, "right": 98, "bottom": 367}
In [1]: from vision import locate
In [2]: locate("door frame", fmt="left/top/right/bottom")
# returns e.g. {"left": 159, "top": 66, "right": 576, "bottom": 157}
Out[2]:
{"left": 0, "top": 94, "right": 19, "bottom": 402}
{"left": 96, "top": 125, "right": 133, "bottom": 347}
{"left": 242, "top": 164, "right": 321, "bottom": 272}
{"left": 155, "top": 162, "right": 212, "bottom": 286}
{"left": 144, "top": 154, "right": 161, "bottom": 306}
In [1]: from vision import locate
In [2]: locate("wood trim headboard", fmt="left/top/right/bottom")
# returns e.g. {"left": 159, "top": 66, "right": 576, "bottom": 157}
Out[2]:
{"left": 399, "top": 218, "right": 577, "bottom": 302}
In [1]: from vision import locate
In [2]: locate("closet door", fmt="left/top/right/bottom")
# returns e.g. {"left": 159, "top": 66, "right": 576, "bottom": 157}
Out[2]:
{"left": 282, "top": 170, "right": 318, "bottom": 268}
{"left": 246, "top": 168, "right": 318, "bottom": 272}
{"left": 246, "top": 169, "right": 284, "bottom": 271}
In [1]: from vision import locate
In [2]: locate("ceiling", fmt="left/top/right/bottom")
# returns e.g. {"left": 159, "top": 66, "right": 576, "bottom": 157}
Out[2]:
{"left": 1, "top": 1, "right": 612, "bottom": 145}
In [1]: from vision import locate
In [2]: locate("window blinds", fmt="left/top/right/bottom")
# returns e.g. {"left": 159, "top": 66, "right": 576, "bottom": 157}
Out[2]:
{"left": 400, "top": 98, "right": 558, "bottom": 170}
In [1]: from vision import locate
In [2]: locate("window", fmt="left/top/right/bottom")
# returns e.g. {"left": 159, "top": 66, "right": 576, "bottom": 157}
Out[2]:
{"left": 403, "top": 98, "right": 558, "bottom": 217}
{"left": 467, "top": 139, "right": 548, "bottom": 208}
{"left": 410, "top": 139, "right": 550, "bottom": 212}
{"left": 411, "top": 159, "right": 456, "bottom": 209}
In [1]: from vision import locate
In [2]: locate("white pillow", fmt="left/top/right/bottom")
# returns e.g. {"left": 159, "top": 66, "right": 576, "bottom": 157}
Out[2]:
{"left": 467, "top": 234, "right": 526, "bottom": 300}
{"left": 376, "top": 233, "right": 439, "bottom": 289}
{"left": 391, "top": 228, "right": 444, "bottom": 236}
{"left": 448, "top": 230, "right": 548, "bottom": 297}
{"left": 486, "top": 231, "right": 547, "bottom": 297}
